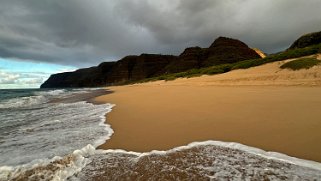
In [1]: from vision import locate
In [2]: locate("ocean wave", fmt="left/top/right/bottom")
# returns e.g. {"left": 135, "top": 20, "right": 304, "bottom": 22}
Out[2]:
{"left": 0, "top": 88, "right": 103, "bottom": 109}
{"left": 34, "top": 89, "right": 67, "bottom": 96}
{"left": 0, "top": 101, "right": 114, "bottom": 166}
{"left": 0, "top": 88, "right": 115, "bottom": 181}
{"left": 0, "top": 95, "right": 48, "bottom": 109}
{"left": 0, "top": 89, "right": 66, "bottom": 109}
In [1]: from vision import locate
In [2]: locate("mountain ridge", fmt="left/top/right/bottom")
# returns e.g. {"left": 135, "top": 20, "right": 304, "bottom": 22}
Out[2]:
{"left": 41, "top": 36, "right": 260, "bottom": 88}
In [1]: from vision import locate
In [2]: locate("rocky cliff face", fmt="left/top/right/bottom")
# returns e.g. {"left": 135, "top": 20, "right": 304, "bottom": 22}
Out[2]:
{"left": 41, "top": 37, "right": 261, "bottom": 88}
{"left": 103, "top": 54, "right": 177, "bottom": 84}
{"left": 289, "top": 31, "right": 321, "bottom": 49}
{"left": 203, "top": 37, "right": 260, "bottom": 66}
{"left": 162, "top": 37, "right": 260, "bottom": 73}
{"left": 163, "top": 47, "right": 206, "bottom": 73}
{"left": 41, "top": 62, "right": 116, "bottom": 88}
{"left": 41, "top": 54, "right": 177, "bottom": 88}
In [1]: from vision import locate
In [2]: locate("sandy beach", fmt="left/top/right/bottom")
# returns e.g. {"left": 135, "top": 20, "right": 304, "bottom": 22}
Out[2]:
{"left": 96, "top": 57, "right": 321, "bottom": 163}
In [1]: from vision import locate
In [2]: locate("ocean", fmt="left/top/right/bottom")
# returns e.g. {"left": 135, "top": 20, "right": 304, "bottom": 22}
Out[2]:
{"left": 1, "top": 89, "right": 321, "bottom": 180}
{"left": 0, "top": 88, "right": 114, "bottom": 180}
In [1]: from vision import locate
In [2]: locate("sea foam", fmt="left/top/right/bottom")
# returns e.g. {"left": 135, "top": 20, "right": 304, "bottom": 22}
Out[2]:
{"left": 0, "top": 88, "right": 115, "bottom": 181}
{"left": 70, "top": 141, "right": 321, "bottom": 180}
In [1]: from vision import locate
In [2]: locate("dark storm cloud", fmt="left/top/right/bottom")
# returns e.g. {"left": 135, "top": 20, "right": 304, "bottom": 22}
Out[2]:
{"left": 115, "top": 0, "right": 321, "bottom": 53}
{"left": 0, "top": 0, "right": 157, "bottom": 67}
{"left": 0, "top": 0, "right": 321, "bottom": 67}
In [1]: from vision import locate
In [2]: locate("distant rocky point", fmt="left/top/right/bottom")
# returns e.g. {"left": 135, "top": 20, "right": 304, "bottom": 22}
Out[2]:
{"left": 41, "top": 37, "right": 260, "bottom": 88}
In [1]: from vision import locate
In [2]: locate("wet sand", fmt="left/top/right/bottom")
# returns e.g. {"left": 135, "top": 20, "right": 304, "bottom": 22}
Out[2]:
{"left": 96, "top": 57, "right": 321, "bottom": 162}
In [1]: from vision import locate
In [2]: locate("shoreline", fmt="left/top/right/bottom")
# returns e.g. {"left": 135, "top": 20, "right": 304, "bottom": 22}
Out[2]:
{"left": 96, "top": 84, "right": 321, "bottom": 163}
{"left": 3, "top": 86, "right": 321, "bottom": 181}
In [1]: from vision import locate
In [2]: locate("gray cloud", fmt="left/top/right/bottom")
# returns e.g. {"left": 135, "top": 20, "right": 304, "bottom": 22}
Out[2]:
{"left": 19, "top": 77, "right": 44, "bottom": 85}
{"left": 0, "top": 0, "right": 321, "bottom": 68}
{"left": 0, "top": 70, "right": 49, "bottom": 88}
{"left": 0, "top": 71, "right": 20, "bottom": 84}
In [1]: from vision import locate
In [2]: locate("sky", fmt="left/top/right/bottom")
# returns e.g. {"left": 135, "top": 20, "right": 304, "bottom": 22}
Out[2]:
{"left": 0, "top": 58, "right": 75, "bottom": 89}
{"left": 0, "top": 0, "right": 321, "bottom": 88}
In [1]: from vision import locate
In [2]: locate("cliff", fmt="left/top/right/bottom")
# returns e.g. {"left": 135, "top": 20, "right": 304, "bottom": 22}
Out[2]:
{"left": 103, "top": 54, "right": 177, "bottom": 84}
{"left": 41, "top": 62, "right": 116, "bottom": 88}
{"left": 289, "top": 31, "right": 321, "bottom": 49}
{"left": 203, "top": 37, "right": 260, "bottom": 66}
{"left": 41, "top": 37, "right": 261, "bottom": 88}
{"left": 41, "top": 54, "right": 176, "bottom": 88}
{"left": 163, "top": 37, "right": 261, "bottom": 73}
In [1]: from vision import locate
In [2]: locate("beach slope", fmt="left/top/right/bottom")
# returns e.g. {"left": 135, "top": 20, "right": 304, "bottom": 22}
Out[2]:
{"left": 96, "top": 55, "right": 321, "bottom": 162}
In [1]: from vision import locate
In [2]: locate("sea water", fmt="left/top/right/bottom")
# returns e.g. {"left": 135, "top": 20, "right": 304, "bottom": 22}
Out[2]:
{"left": 1, "top": 89, "right": 321, "bottom": 180}
{"left": 0, "top": 88, "right": 114, "bottom": 180}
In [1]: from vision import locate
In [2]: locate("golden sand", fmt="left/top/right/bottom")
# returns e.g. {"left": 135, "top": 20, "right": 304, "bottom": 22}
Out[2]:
{"left": 96, "top": 56, "right": 321, "bottom": 162}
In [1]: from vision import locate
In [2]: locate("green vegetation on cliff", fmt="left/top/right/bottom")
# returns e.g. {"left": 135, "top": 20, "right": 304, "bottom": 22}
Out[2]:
{"left": 289, "top": 31, "right": 321, "bottom": 49}
{"left": 139, "top": 43, "right": 321, "bottom": 82}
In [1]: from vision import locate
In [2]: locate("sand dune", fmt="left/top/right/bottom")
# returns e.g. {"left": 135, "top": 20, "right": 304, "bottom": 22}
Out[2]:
{"left": 145, "top": 54, "right": 321, "bottom": 86}
{"left": 96, "top": 54, "right": 321, "bottom": 162}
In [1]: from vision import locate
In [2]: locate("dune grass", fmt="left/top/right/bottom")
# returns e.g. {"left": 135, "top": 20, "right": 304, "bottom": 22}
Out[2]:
{"left": 280, "top": 57, "right": 321, "bottom": 70}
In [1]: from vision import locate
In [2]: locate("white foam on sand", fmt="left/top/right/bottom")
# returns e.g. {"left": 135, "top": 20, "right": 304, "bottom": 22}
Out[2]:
{"left": 3, "top": 129, "right": 321, "bottom": 180}
{"left": 95, "top": 140, "right": 321, "bottom": 171}
{"left": 0, "top": 145, "right": 96, "bottom": 181}
{"left": 65, "top": 141, "right": 321, "bottom": 180}
{"left": 155, "top": 141, "right": 321, "bottom": 171}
